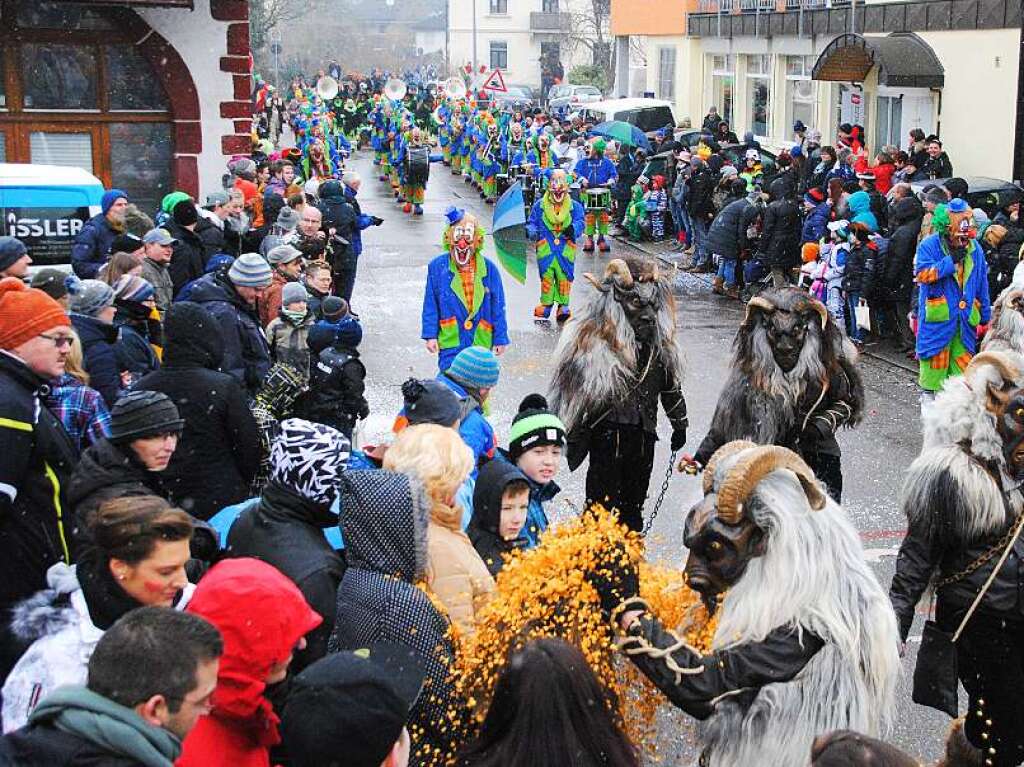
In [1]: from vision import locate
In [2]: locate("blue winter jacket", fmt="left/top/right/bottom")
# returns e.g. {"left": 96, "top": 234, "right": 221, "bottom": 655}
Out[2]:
{"left": 494, "top": 450, "right": 559, "bottom": 549}
{"left": 847, "top": 191, "right": 878, "bottom": 232}
{"left": 344, "top": 185, "right": 374, "bottom": 258}
{"left": 70, "top": 314, "right": 121, "bottom": 407}
{"left": 421, "top": 251, "right": 510, "bottom": 371}
{"left": 71, "top": 213, "right": 119, "bottom": 279}
{"left": 801, "top": 201, "right": 831, "bottom": 244}
{"left": 914, "top": 234, "right": 991, "bottom": 359}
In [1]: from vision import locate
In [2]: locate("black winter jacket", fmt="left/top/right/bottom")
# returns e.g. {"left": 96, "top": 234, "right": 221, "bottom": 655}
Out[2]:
{"left": 912, "top": 152, "right": 953, "bottom": 181}
{"left": 686, "top": 166, "right": 717, "bottom": 222}
{"left": 0, "top": 353, "right": 77, "bottom": 636}
{"left": 987, "top": 228, "right": 1024, "bottom": 300}
{"left": 227, "top": 481, "right": 344, "bottom": 670}
{"left": 188, "top": 273, "right": 271, "bottom": 396}
{"left": 467, "top": 460, "right": 528, "bottom": 577}
{"left": 194, "top": 216, "right": 225, "bottom": 258}
{"left": 328, "top": 471, "right": 467, "bottom": 766}
{"left": 70, "top": 314, "right": 121, "bottom": 407}
{"left": 166, "top": 221, "right": 208, "bottom": 297}
{"left": 136, "top": 302, "right": 260, "bottom": 520}
{"left": 295, "top": 346, "right": 368, "bottom": 438}
{"left": 879, "top": 198, "right": 923, "bottom": 302}
{"left": 842, "top": 241, "right": 880, "bottom": 298}
{"left": 757, "top": 196, "right": 801, "bottom": 270}
{"left": 0, "top": 723, "right": 144, "bottom": 766}
{"left": 706, "top": 198, "right": 760, "bottom": 260}
{"left": 890, "top": 451, "right": 1024, "bottom": 641}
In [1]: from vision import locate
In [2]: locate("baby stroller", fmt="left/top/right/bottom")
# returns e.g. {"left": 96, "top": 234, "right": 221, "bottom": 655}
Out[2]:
{"left": 740, "top": 255, "right": 771, "bottom": 303}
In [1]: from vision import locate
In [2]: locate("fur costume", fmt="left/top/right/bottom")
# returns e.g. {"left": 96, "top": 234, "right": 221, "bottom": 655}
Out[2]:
{"left": 549, "top": 257, "right": 687, "bottom": 531}
{"left": 693, "top": 286, "right": 864, "bottom": 501}
{"left": 980, "top": 285, "right": 1024, "bottom": 354}
{"left": 610, "top": 442, "right": 899, "bottom": 766}
{"left": 890, "top": 351, "right": 1024, "bottom": 766}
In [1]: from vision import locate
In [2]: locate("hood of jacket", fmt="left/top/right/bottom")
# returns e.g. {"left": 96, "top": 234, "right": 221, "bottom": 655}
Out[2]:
{"left": 470, "top": 459, "right": 527, "bottom": 537}
{"left": 185, "top": 558, "right": 321, "bottom": 742}
{"left": 70, "top": 313, "right": 119, "bottom": 345}
{"left": 68, "top": 438, "right": 152, "bottom": 507}
{"left": 319, "top": 180, "right": 345, "bottom": 203}
{"left": 9, "top": 562, "right": 80, "bottom": 643}
{"left": 891, "top": 196, "right": 924, "bottom": 226}
{"left": 340, "top": 470, "right": 430, "bottom": 582}
{"left": 847, "top": 190, "right": 872, "bottom": 217}
{"left": 188, "top": 272, "right": 248, "bottom": 313}
{"left": 161, "top": 301, "right": 225, "bottom": 370}
{"left": 30, "top": 685, "right": 181, "bottom": 767}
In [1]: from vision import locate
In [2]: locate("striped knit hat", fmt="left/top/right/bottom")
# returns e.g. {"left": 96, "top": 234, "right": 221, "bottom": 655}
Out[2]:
{"left": 228, "top": 253, "right": 273, "bottom": 288}
{"left": 109, "top": 390, "right": 184, "bottom": 444}
{"left": 113, "top": 274, "right": 155, "bottom": 304}
{"left": 447, "top": 346, "right": 500, "bottom": 390}
{"left": 508, "top": 394, "right": 565, "bottom": 460}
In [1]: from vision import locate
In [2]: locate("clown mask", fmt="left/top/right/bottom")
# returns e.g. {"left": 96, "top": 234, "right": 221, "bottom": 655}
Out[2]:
{"left": 538, "top": 135, "right": 550, "bottom": 152}
{"left": 949, "top": 210, "right": 976, "bottom": 248}
{"left": 549, "top": 171, "right": 569, "bottom": 205}
{"left": 410, "top": 128, "right": 423, "bottom": 146}
{"left": 510, "top": 123, "right": 523, "bottom": 141}
{"left": 451, "top": 219, "right": 477, "bottom": 267}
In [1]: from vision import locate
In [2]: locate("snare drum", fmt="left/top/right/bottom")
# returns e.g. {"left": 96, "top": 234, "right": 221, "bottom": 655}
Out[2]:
{"left": 569, "top": 183, "right": 582, "bottom": 204}
{"left": 583, "top": 187, "right": 611, "bottom": 212}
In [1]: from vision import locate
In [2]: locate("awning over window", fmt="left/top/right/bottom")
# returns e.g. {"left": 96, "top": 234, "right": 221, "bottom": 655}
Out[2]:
{"left": 812, "top": 32, "right": 944, "bottom": 89}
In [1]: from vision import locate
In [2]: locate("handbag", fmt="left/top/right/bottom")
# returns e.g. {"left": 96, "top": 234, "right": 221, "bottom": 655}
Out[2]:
{"left": 912, "top": 492, "right": 1024, "bottom": 716}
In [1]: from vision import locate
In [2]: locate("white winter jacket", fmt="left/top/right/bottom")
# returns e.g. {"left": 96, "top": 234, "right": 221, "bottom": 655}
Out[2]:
{"left": 1, "top": 561, "right": 194, "bottom": 732}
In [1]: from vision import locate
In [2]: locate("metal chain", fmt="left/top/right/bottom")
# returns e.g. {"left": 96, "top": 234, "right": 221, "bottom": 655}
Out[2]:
{"left": 936, "top": 505, "right": 1024, "bottom": 588}
{"left": 642, "top": 449, "right": 678, "bottom": 538}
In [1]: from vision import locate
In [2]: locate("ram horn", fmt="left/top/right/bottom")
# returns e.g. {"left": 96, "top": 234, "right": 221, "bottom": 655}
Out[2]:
{"left": 583, "top": 272, "right": 609, "bottom": 292}
{"left": 964, "top": 350, "right": 1021, "bottom": 385}
{"left": 799, "top": 297, "right": 829, "bottom": 330}
{"left": 716, "top": 445, "right": 827, "bottom": 524}
{"left": 702, "top": 440, "right": 758, "bottom": 496}
{"left": 603, "top": 258, "right": 634, "bottom": 289}
{"left": 743, "top": 295, "right": 776, "bottom": 325}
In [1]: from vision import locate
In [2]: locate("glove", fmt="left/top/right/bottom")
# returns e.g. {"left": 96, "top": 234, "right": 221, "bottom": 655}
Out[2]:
{"left": 950, "top": 247, "right": 965, "bottom": 264}
{"left": 561, "top": 226, "right": 576, "bottom": 241}
{"left": 670, "top": 428, "right": 687, "bottom": 452}
{"left": 587, "top": 544, "right": 641, "bottom": 618}
{"left": 371, "top": 216, "right": 384, "bottom": 226}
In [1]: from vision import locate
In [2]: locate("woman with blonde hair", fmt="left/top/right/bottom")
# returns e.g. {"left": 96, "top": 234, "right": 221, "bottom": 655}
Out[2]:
{"left": 384, "top": 423, "right": 496, "bottom": 634}
{"left": 43, "top": 328, "right": 111, "bottom": 453}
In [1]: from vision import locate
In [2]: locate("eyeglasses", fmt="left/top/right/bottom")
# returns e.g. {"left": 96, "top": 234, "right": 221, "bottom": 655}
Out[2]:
{"left": 38, "top": 333, "right": 74, "bottom": 349}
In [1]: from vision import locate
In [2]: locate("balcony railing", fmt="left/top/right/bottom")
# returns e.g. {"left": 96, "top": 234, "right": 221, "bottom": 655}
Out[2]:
{"left": 698, "top": 0, "right": 831, "bottom": 10}
{"left": 529, "top": 11, "right": 571, "bottom": 32}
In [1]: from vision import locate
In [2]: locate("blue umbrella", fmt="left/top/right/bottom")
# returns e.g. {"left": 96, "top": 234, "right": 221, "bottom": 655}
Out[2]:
{"left": 491, "top": 181, "right": 530, "bottom": 284}
{"left": 589, "top": 120, "right": 652, "bottom": 151}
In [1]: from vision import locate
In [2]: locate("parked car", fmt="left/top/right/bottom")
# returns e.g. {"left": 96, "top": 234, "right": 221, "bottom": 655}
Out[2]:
{"left": 548, "top": 84, "right": 602, "bottom": 118}
{"left": 492, "top": 85, "right": 536, "bottom": 112}
{"left": 908, "top": 176, "right": 1024, "bottom": 217}
{"left": 578, "top": 98, "right": 676, "bottom": 137}
{"left": 638, "top": 144, "right": 779, "bottom": 188}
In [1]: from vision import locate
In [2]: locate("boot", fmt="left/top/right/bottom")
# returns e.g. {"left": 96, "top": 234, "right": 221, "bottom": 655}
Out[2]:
{"left": 711, "top": 276, "right": 725, "bottom": 295}
{"left": 556, "top": 306, "right": 571, "bottom": 323}
{"left": 725, "top": 285, "right": 741, "bottom": 300}
{"left": 597, "top": 236, "right": 610, "bottom": 253}
{"left": 936, "top": 718, "right": 985, "bottom": 767}
{"left": 582, "top": 235, "right": 595, "bottom": 253}
{"left": 533, "top": 304, "right": 552, "bottom": 319}
{"left": 486, "top": 197, "right": 496, "bottom": 205}
{"left": 403, "top": 202, "right": 412, "bottom": 214}
{"left": 414, "top": 204, "right": 423, "bottom": 216}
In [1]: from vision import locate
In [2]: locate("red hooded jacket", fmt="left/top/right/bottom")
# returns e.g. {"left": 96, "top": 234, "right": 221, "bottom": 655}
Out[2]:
{"left": 177, "top": 558, "right": 322, "bottom": 767}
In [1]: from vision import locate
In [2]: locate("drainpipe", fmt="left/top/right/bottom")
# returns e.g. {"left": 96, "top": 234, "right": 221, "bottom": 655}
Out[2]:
{"left": 1015, "top": 16, "right": 1024, "bottom": 183}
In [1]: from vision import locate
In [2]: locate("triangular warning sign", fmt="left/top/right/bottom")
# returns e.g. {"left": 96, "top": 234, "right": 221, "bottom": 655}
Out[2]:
{"left": 482, "top": 68, "right": 507, "bottom": 93}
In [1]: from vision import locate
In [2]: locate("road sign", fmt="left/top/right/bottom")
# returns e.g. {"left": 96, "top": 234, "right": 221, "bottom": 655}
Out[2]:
{"left": 270, "top": 42, "right": 283, "bottom": 55}
{"left": 482, "top": 68, "right": 507, "bottom": 94}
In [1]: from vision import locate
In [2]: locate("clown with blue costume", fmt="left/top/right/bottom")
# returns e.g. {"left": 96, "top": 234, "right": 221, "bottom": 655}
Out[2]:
{"left": 573, "top": 138, "right": 618, "bottom": 252}
{"left": 527, "top": 169, "right": 585, "bottom": 322}
{"left": 421, "top": 207, "right": 510, "bottom": 371}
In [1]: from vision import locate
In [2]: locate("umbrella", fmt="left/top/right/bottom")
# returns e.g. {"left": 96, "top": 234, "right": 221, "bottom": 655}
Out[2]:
{"left": 589, "top": 120, "right": 652, "bottom": 151}
{"left": 492, "top": 181, "right": 530, "bottom": 284}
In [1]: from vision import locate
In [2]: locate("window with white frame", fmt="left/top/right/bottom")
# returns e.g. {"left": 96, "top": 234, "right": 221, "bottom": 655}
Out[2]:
{"left": 710, "top": 54, "right": 734, "bottom": 128}
{"left": 785, "top": 55, "right": 815, "bottom": 136}
{"left": 489, "top": 41, "right": 508, "bottom": 70}
{"left": 658, "top": 46, "right": 677, "bottom": 102}
{"left": 746, "top": 54, "right": 770, "bottom": 138}
{"left": 489, "top": 0, "right": 507, "bottom": 14}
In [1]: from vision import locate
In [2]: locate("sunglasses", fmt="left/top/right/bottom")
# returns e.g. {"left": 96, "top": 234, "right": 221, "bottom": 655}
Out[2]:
{"left": 38, "top": 333, "right": 74, "bottom": 349}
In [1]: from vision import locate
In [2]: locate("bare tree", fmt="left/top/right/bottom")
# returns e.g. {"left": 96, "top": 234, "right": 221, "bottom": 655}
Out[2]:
{"left": 249, "top": 0, "right": 321, "bottom": 54}
{"left": 564, "top": 0, "right": 615, "bottom": 88}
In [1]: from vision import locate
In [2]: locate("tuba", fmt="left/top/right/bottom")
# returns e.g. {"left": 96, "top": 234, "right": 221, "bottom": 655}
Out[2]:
{"left": 316, "top": 75, "right": 339, "bottom": 101}
{"left": 384, "top": 77, "right": 407, "bottom": 102}
{"left": 443, "top": 76, "right": 467, "bottom": 101}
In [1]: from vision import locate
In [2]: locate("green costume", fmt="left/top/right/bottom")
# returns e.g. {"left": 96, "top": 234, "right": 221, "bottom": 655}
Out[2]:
{"left": 625, "top": 184, "right": 646, "bottom": 241}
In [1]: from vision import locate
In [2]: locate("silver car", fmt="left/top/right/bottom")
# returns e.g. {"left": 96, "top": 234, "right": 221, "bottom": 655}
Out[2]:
{"left": 547, "top": 84, "right": 602, "bottom": 117}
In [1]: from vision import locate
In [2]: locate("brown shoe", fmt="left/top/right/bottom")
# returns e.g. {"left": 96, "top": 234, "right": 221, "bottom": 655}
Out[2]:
{"left": 711, "top": 276, "right": 725, "bottom": 295}
{"left": 725, "top": 286, "right": 740, "bottom": 300}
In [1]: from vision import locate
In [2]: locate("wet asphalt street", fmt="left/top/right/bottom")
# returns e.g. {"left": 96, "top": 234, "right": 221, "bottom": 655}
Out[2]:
{"left": 344, "top": 149, "right": 949, "bottom": 764}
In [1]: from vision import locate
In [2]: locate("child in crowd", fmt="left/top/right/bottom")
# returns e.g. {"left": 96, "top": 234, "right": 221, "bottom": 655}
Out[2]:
{"left": 645, "top": 175, "right": 669, "bottom": 240}
{"left": 501, "top": 394, "right": 565, "bottom": 548}
{"left": 467, "top": 459, "right": 530, "bottom": 577}
{"left": 294, "top": 315, "right": 367, "bottom": 440}
{"left": 625, "top": 182, "right": 647, "bottom": 242}
{"left": 384, "top": 423, "right": 495, "bottom": 635}
{"left": 266, "top": 282, "right": 314, "bottom": 375}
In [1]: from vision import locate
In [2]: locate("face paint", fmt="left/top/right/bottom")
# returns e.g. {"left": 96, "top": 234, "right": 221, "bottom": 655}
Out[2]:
{"left": 452, "top": 220, "right": 476, "bottom": 267}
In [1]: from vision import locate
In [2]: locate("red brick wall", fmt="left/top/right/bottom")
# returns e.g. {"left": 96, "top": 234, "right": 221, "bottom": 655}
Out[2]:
{"left": 212, "top": 0, "right": 252, "bottom": 162}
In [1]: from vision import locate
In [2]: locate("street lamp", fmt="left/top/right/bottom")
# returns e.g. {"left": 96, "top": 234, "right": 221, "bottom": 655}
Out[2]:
{"left": 472, "top": 0, "right": 478, "bottom": 72}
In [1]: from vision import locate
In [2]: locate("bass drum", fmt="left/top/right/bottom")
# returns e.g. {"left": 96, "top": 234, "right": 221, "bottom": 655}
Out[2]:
{"left": 407, "top": 146, "right": 431, "bottom": 185}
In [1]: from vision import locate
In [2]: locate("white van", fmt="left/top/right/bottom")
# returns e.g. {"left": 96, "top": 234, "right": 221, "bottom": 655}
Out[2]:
{"left": 0, "top": 164, "right": 104, "bottom": 269}
{"left": 578, "top": 98, "right": 677, "bottom": 134}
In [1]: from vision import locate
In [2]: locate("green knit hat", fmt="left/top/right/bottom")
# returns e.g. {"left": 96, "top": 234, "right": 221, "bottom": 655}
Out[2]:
{"left": 508, "top": 394, "right": 566, "bottom": 460}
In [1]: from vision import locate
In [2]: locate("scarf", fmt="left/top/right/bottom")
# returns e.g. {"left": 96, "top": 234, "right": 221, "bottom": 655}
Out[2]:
{"left": 77, "top": 549, "right": 147, "bottom": 631}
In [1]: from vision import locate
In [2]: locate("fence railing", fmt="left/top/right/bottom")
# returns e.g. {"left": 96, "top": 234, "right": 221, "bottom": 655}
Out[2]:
{"left": 697, "top": 0, "right": 832, "bottom": 11}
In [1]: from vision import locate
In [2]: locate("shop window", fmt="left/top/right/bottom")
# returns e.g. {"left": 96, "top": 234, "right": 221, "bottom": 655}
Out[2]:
{"left": 746, "top": 55, "right": 770, "bottom": 138}
{"left": 110, "top": 123, "right": 172, "bottom": 213}
{"left": 107, "top": 45, "right": 169, "bottom": 111}
{"left": 490, "top": 41, "right": 508, "bottom": 70}
{"left": 18, "top": 2, "right": 115, "bottom": 30}
{"left": 875, "top": 95, "right": 902, "bottom": 151}
{"left": 21, "top": 43, "right": 99, "bottom": 110}
{"left": 785, "top": 55, "right": 815, "bottom": 135}
{"left": 658, "top": 47, "right": 677, "bottom": 102}
{"left": 30, "top": 131, "right": 94, "bottom": 173}
{"left": 710, "top": 54, "right": 734, "bottom": 127}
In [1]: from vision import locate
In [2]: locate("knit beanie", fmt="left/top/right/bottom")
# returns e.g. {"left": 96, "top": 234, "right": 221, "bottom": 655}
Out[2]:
{"left": 447, "top": 346, "right": 500, "bottom": 390}
{"left": 66, "top": 276, "right": 115, "bottom": 317}
{"left": 270, "top": 418, "right": 350, "bottom": 507}
{"left": 172, "top": 200, "right": 199, "bottom": 227}
{"left": 30, "top": 268, "right": 70, "bottom": 301}
{"left": 109, "top": 233, "right": 143, "bottom": 255}
{"left": 508, "top": 394, "right": 566, "bottom": 460}
{"left": 282, "top": 282, "right": 309, "bottom": 306}
{"left": 101, "top": 189, "right": 128, "bottom": 216}
{"left": 335, "top": 317, "right": 362, "bottom": 349}
{"left": 108, "top": 390, "right": 184, "bottom": 444}
{"left": 276, "top": 206, "right": 301, "bottom": 231}
{"left": 402, "top": 378, "right": 461, "bottom": 427}
{"left": 113, "top": 274, "right": 156, "bottom": 304}
{"left": 321, "top": 296, "right": 349, "bottom": 322}
{"left": 228, "top": 253, "right": 273, "bottom": 288}
{"left": 0, "top": 277, "right": 70, "bottom": 350}
{"left": 0, "top": 236, "right": 28, "bottom": 272}
{"left": 161, "top": 191, "right": 192, "bottom": 215}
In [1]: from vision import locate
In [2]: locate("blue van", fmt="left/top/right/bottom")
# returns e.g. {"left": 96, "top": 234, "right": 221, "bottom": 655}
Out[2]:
{"left": 0, "top": 163, "right": 105, "bottom": 269}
